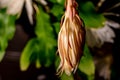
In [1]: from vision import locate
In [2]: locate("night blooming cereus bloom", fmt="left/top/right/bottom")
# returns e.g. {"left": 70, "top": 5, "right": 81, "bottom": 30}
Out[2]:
{"left": 57, "top": 0, "right": 86, "bottom": 76}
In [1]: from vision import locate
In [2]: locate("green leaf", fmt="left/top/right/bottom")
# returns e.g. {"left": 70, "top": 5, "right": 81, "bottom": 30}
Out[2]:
{"left": 35, "top": 8, "right": 53, "bottom": 38}
{"left": 20, "top": 6, "right": 57, "bottom": 70}
{"left": 79, "top": 45, "right": 95, "bottom": 80}
{"left": 61, "top": 73, "right": 74, "bottom": 80}
{"left": 0, "top": 38, "right": 7, "bottom": 61}
{"left": 36, "top": 58, "right": 41, "bottom": 68}
{"left": 50, "top": 4, "right": 64, "bottom": 18}
{"left": 79, "top": 1, "right": 106, "bottom": 28}
{"left": 0, "top": 50, "right": 5, "bottom": 61}
{"left": 57, "top": 0, "right": 64, "bottom": 5}
{"left": 35, "top": 7, "right": 57, "bottom": 67}
{"left": 48, "top": 0, "right": 57, "bottom": 3}
{"left": 48, "top": 0, "right": 64, "bottom": 5}
{"left": 20, "top": 38, "right": 38, "bottom": 71}
{"left": 0, "top": 11, "right": 15, "bottom": 61}
{"left": 53, "top": 22, "right": 60, "bottom": 34}
{"left": 35, "top": 7, "right": 57, "bottom": 45}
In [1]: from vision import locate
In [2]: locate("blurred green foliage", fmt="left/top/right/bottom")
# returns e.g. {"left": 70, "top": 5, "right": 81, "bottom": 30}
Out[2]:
{"left": 0, "top": 0, "right": 106, "bottom": 80}
{"left": 0, "top": 9, "right": 16, "bottom": 61}
{"left": 20, "top": 6, "right": 57, "bottom": 70}
{"left": 79, "top": 1, "right": 106, "bottom": 28}
{"left": 79, "top": 45, "right": 95, "bottom": 80}
{"left": 61, "top": 73, "right": 74, "bottom": 80}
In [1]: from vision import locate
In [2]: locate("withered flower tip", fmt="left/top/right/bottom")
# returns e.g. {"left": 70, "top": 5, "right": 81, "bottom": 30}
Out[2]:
{"left": 57, "top": 0, "right": 86, "bottom": 76}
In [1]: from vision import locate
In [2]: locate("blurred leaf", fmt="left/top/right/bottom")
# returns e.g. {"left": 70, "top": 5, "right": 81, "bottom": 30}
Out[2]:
{"left": 79, "top": 1, "right": 106, "bottom": 28}
{"left": 20, "top": 6, "right": 57, "bottom": 70}
{"left": 36, "top": 58, "right": 41, "bottom": 68}
{"left": 79, "top": 45, "right": 95, "bottom": 80}
{"left": 35, "top": 7, "right": 57, "bottom": 67}
{"left": 57, "top": 0, "right": 64, "bottom": 4}
{"left": 35, "top": 7, "right": 53, "bottom": 38}
{"left": 48, "top": 0, "right": 57, "bottom": 3}
{"left": 53, "top": 22, "right": 60, "bottom": 34}
{"left": 20, "top": 38, "right": 38, "bottom": 71}
{"left": 50, "top": 4, "right": 64, "bottom": 18}
{"left": 55, "top": 55, "right": 60, "bottom": 69}
{"left": 35, "top": 7, "right": 57, "bottom": 45}
{"left": 0, "top": 38, "right": 7, "bottom": 61}
{"left": 0, "top": 50, "right": 5, "bottom": 61}
{"left": 48, "top": 0, "right": 64, "bottom": 5}
{"left": 0, "top": 11, "right": 15, "bottom": 61}
{"left": 61, "top": 73, "right": 74, "bottom": 80}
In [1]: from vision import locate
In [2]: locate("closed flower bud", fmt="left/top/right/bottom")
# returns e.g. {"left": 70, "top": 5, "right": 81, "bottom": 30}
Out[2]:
{"left": 57, "top": 0, "right": 86, "bottom": 76}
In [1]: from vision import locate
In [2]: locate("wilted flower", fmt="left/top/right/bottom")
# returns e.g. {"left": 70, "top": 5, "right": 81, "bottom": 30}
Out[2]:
{"left": 57, "top": 0, "right": 86, "bottom": 76}
{"left": 0, "top": 0, "right": 47, "bottom": 24}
